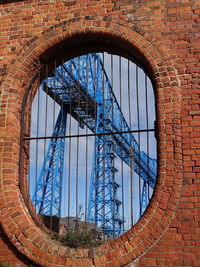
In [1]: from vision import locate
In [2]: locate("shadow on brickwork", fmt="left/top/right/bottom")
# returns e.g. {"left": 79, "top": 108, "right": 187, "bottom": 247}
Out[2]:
{"left": 0, "top": 224, "right": 40, "bottom": 267}
{"left": 0, "top": 0, "right": 26, "bottom": 5}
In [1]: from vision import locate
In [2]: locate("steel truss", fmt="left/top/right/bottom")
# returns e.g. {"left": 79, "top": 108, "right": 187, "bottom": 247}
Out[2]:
{"left": 32, "top": 53, "right": 157, "bottom": 236}
{"left": 32, "top": 109, "right": 67, "bottom": 216}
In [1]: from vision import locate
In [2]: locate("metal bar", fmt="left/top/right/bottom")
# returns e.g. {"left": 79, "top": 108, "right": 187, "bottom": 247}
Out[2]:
{"left": 35, "top": 73, "right": 40, "bottom": 211}
{"left": 42, "top": 64, "right": 49, "bottom": 215}
{"left": 128, "top": 59, "right": 134, "bottom": 228}
{"left": 59, "top": 60, "right": 65, "bottom": 219}
{"left": 75, "top": 56, "right": 80, "bottom": 224}
{"left": 102, "top": 52, "right": 106, "bottom": 240}
{"left": 50, "top": 60, "right": 57, "bottom": 231}
{"left": 67, "top": 59, "right": 72, "bottom": 231}
{"left": 111, "top": 53, "right": 115, "bottom": 238}
{"left": 94, "top": 54, "right": 97, "bottom": 231}
{"left": 24, "top": 128, "right": 155, "bottom": 141}
{"left": 136, "top": 65, "right": 142, "bottom": 217}
{"left": 62, "top": 59, "right": 67, "bottom": 219}
{"left": 119, "top": 56, "right": 125, "bottom": 234}
{"left": 145, "top": 74, "right": 150, "bottom": 202}
{"left": 84, "top": 54, "right": 89, "bottom": 227}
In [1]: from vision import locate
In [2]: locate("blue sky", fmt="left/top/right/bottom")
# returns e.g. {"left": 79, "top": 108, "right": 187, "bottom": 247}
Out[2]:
{"left": 28, "top": 52, "right": 157, "bottom": 234}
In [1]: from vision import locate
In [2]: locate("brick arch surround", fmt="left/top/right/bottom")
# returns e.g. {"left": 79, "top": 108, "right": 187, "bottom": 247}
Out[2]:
{"left": 0, "top": 18, "right": 182, "bottom": 267}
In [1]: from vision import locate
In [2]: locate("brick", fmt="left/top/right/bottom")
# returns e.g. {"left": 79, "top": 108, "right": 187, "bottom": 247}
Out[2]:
{"left": 0, "top": 0, "right": 199, "bottom": 267}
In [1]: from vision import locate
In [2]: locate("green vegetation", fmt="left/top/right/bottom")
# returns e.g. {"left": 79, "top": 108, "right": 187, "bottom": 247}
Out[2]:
{"left": 52, "top": 230, "right": 102, "bottom": 248}
{"left": 0, "top": 262, "right": 37, "bottom": 267}
{"left": 0, "top": 263, "right": 12, "bottom": 267}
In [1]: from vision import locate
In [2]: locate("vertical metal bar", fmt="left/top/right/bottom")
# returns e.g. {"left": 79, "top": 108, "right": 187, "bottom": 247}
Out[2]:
{"left": 111, "top": 54, "right": 115, "bottom": 238}
{"left": 85, "top": 54, "right": 89, "bottom": 228}
{"left": 35, "top": 71, "right": 40, "bottom": 212}
{"left": 27, "top": 82, "right": 35, "bottom": 203}
{"left": 27, "top": 141, "right": 31, "bottom": 202}
{"left": 67, "top": 59, "right": 72, "bottom": 231}
{"left": 50, "top": 60, "right": 57, "bottom": 231}
{"left": 136, "top": 65, "right": 141, "bottom": 218}
{"left": 128, "top": 59, "right": 134, "bottom": 228}
{"left": 75, "top": 56, "right": 80, "bottom": 227}
{"left": 63, "top": 60, "right": 67, "bottom": 219}
{"left": 102, "top": 52, "right": 106, "bottom": 240}
{"left": 42, "top": 64, "right": 49, "bottom": 215}
{"left": 119, "top": 56, "right": 125, "bottom": 234}
{"left": 85, "top": 130, "right": 88, "bottom": 224}
{"left": 94, "top": 55, "right": 97, "bottom": 231}
{"left": 59, "top": 59, "right": 65, "bottom": 220}
{"left": 145, "top": 74, "right": 150, "bottom": 202}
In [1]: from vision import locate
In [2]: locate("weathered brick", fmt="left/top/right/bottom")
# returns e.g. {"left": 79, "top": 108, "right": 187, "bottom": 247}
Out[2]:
{"left": 0, "top": 0, "right": 199, "bottom": 266}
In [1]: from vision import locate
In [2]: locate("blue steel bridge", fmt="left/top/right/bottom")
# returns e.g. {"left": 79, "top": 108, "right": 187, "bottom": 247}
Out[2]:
{"left": 32, "top": 53, "right": 157, "bottom": 237}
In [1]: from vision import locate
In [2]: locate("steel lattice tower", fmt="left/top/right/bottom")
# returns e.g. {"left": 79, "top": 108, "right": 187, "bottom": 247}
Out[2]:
{"left": 32, "top": 109, "right": 67, "bottom": 217}
{"left": 32, "top": 53, "right": 157, "bottom": 236}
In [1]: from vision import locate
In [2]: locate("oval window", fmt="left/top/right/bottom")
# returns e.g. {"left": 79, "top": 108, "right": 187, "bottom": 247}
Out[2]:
{"left": 21, "top": 52, "right": 157, "bottom": 247}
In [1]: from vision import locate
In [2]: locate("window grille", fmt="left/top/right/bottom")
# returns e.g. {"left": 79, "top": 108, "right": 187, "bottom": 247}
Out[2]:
{"left": 21, "top": 52, "right": 157, "bottom": 244}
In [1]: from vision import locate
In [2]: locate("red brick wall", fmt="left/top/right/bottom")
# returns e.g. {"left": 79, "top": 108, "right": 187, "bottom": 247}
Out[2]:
{"left": 0, "top": 225, "right": 35, "bottom": 266}
{"left": 0, "top": 0, "right": 199, "bottom": 266}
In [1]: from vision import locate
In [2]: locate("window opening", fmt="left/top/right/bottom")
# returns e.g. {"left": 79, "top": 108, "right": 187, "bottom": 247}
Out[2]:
{"left": 22, "top": 52, "right": 157, "bottom": 246}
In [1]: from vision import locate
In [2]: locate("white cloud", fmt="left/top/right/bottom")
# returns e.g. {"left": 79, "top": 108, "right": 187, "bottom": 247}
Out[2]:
{"left": 28, "top": 52, "right": 157, "bottom": 230}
